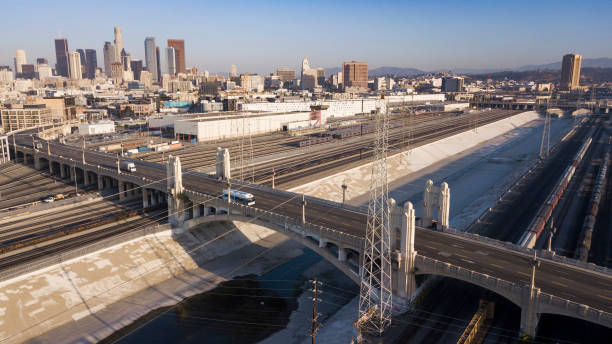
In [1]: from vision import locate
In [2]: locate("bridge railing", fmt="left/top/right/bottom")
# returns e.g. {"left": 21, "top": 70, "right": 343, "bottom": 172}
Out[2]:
{"left": 538, "top": 291, "right": 612, "bottom": 327}
{"left": 184, "top": 189, "right": 364, "bottom": 250}
{"left": 228, "top": 178, "right": 369, "bottom": 214}
{"left": 439, "top": 227, "right": 611, "bottom": 276}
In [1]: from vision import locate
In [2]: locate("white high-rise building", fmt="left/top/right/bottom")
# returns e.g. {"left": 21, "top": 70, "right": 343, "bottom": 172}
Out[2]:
{"left": 14, "top": 50, "right": 26, "bottom": 75}
{"left": 300, "top": 57, "right": 310, "bottom": 88}
{"left": 37, "top": 65, "right": 53, "bottom": 79}
{"left": 68, "top": 51, "right": 82, "bottom": 79}
{"left": 0, "top": 69, "right": 14, "bottom": 82}
{"left": 144, "top": 37, "right": 158, "bottom": 82}
{"left": 166, "top": 47, "right": 176, "bottom": 75}
{"left": 103, "top": 42, "right": 116, "bottom": 77}
{"left": 114, "top": 27, "right": 124, "bottom": 63}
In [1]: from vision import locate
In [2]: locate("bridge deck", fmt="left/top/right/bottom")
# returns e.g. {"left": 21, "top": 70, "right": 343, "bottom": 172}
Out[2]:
{"left": 14, "top": 135, "right": 612, "bottom": 315}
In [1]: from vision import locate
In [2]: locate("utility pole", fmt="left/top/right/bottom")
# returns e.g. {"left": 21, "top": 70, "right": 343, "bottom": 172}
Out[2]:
{"left": 81, "top": 136, "right": 86, "bottom": 164}
{"left": 227, "top": 180, "right": 231, "bottom": 217}
{"left": 271, "top": 168, "right": 275, "bottom": 189}
{"left": 47, "top": 140, "right": 50, "bottom": 155}
{"left": 530, "top": 250, "right": 540, "bottom": 290}
{"left": 117, "top": 153, "right": 121, "bottom": 174}
{"left": 301, "top": 193, "right": 307, "bottom": 224}
{"left": 311, "top": 278, "right": 320, "bottom": 344}
{"left": 547, "top": 219, "right": 556, "bottom": 252}
{"left": 341, "top": 181, "right": 348, "bottom": 206}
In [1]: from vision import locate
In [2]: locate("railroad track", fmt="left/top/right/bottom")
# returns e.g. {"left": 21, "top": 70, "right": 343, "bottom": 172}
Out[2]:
{"left": 0, "top": 198, "right": 142, "bottom": 243}
{"left": 0, "top": 209, "right": 168, "bottom": 271}
{"left": 251, "top": 110, "right": 520, "bottom": 186}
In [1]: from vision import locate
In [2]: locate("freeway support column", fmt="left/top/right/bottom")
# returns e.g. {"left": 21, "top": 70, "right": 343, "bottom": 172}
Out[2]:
{"left": 118, "top": 181, "right": 125, "bottom": 201}
{"left": 97, "top": 174, "right": 104, "bottom": 191}
{"left": 142, "top": 188, "right": 150, "bottom": 208}
{"left": 520, "top": 285, "right": 541, "bottom": 339}
{"left": 391, "top": 200, "right": 417, "bottom": 308}
{"left": 167, "top": 155, "right": 186, "bottom": 231}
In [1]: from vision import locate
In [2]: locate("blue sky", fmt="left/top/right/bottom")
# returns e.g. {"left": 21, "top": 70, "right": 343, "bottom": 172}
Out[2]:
{"left": 2, "top": 0, "right": 611, "bottom": 74}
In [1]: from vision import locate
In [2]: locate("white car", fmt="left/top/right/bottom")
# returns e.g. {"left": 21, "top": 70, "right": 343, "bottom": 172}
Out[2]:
{"left": 42, "top": 196, "right": 55, "bottom": 203}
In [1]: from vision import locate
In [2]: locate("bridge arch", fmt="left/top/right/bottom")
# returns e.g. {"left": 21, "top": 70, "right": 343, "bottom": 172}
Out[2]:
{"left": 181, "top": 214, "right": 360, "bottom": 284}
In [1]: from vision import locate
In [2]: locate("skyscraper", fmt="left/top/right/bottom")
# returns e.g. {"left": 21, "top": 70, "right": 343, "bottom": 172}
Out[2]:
{"left": 68, "top": 52, "right": 82, "bottom": 79}
{"left": 130, "top": 59, "right": 143, "bottom": 80}
{"left": 85, "top": 49, "right": 97, "bottom": 79}
{"left": 54, "top": 38, "right": 69, "bottom": 77}
{"left": 76, "top": 49, "right": 86, "bottom": 76}
{"left": 103, "top": 42, "right": 116, "bottom": 77}
{"left": 166, "top": 47, "right": 176, "bottom": 75}
{"left": 114, "top": 27, "right": 124, "bottom": 63}
{"left": 155, "top": 46, "right": 161, "bottom": 81}
{"left": 560, "top": 53, "right": 582, "bottom": 90}
{"left": 342, "top": 61, "right": 368, "bottom": 90}
{"left": 14, "top": 50, "right": 26, "bottom": 75}
{"left": 301, "top": 57, "right": 310, "bottom": 82}
{"left": 167, "top": 39, "right": 185, "bottom": 74}
{"left": 36, "top": 58, "right": 48, "bottom": 65}
{"left": 230, "top": 65, "right": 237, "bottom": 77}
{"left": 144, "top": 37, "right": 158, "bottom": 82}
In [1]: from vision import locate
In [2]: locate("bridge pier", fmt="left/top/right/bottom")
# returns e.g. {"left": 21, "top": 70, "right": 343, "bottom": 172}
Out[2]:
{"left": 97, "top": 175, "right": 104, "bottom": 191}
{"left": 422, "top": 180, "right": 450, "bottom": 229}
{"left": 167, "top": 155, "right": 186, "bottom": 230}
{"left": 520, "top": 285, "right": 541, "bottom": 338}
{"left": 216, "top": 147, "right": 231, "bottom": 179}
{"left": 319, "top": 238, "right": 328, "bottom": 248}
{"left": 338, "top": 247, "right": 347, "bottom": 261}
{"left": 142, "top": 188, "right": 150, "bottom": 208}
{"left": 390, "top": 199, "right": 417, "bottom": 306}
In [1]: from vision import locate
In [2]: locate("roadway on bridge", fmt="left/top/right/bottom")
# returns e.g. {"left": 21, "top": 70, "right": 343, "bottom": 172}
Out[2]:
{"left": 15, "top": 134, "right": 612, "bottom": 314}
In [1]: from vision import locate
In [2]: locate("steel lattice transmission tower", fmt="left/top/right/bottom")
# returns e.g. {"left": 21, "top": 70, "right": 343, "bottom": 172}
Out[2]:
{"left": 358, "top": 104, "right": 393, "bottom": 336}
{"left": 539, "top": 91, "right": 552, "bottom": 159}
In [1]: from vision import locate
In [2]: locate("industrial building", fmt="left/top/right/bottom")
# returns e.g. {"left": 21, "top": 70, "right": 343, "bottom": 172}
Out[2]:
{"left": 173, "top": 111, "right": 317, "bottom": 141}
{"left": 78, "top": 121, "right": 115, "bottom": 135}
{"left": 238, "top": 99, "right": 386, "bottom": 118}
{"left": 0, "top": 106, "right": 55, "bottom": 131}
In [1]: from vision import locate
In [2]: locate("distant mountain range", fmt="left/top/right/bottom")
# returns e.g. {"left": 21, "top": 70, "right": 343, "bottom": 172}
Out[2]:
{"left": 324, "top": 57, "right": 612, "bottom": 77}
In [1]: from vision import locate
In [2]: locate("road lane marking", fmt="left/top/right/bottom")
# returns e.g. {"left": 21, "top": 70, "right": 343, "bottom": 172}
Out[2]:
{"left": 517, "top": 271, "right": 530, "bottom": 277}
{"left": 461, "top": 259, "right": 475, "bottom": 264}
{"left": 425, "top": 244, "right": 436, "bottom": 250}
{"left": 456, "top": 254, "right": 469, "bottom": 259}
{"left": 438, "top": 251, "right": 452, "bottom": 258}
{"left": 551, "top": 281, "right": 568, "bottom": 287}
{"left": 598, "top": 294, "right": 612, "bottom": 302}
{"left": 490, "top": 263, "right": 504, "bottom": 269}
{"left": 475, "top": 250, "right": 489, "bottom": 256}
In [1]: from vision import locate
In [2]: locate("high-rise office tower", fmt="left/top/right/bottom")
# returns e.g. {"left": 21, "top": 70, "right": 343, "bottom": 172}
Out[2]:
{"left": 155, "top": 46, "right": 161, "bottom": 81}
{"left": 54, "top": 38, "right": 69, "bottom": 77}
{"left": 166, "top": 47, "right": 176, "bottom": 75}
{"left": 68, "top": 52, "right": 82, "bottom": 79}
{"left": 167, "top": 39, "right": 185, "bottom": 73}
{"left": 85, "top": 49, "right": 97, "bottom": 79}
{"left": 103, "top": 42, "right": 116, "bottom": 77}
{"left": 36, "top": 58, "right": 48, "bottom": 65}
{"left": 121, "top": 49, "right": 131, "bottom": 71}
{"left": 114, "top": 27, "right": 124, "bottom": 63}
{"left": 76, "top": 49, "right": 86, "bottom": 75}
{"left": 230, "top": 65, "right": 237, "bottom": 77}
{"left": 130, "top": 59, "right": 143, "bottom": 80}
{"left": 144, "top": 37, "right": 158, "bottom": 82}
{"left": 276, "top": 68, "right": 296, "bottom": 82}
{"left": 342, "top": 61, "right": 368, "bottom": 90}
{"left": 14, "top": 50, "right": 26, "bottom": 74}
{"left": 560, "top": 53, "right": 582, "bottom": 90}
{"left": 301, "top": 57, "right": 310, "bottom": 82}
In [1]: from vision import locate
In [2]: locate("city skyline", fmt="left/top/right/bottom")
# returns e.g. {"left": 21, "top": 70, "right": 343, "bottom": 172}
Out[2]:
{"left": 1, "top": 0, "right": 611, "bottom": 74}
